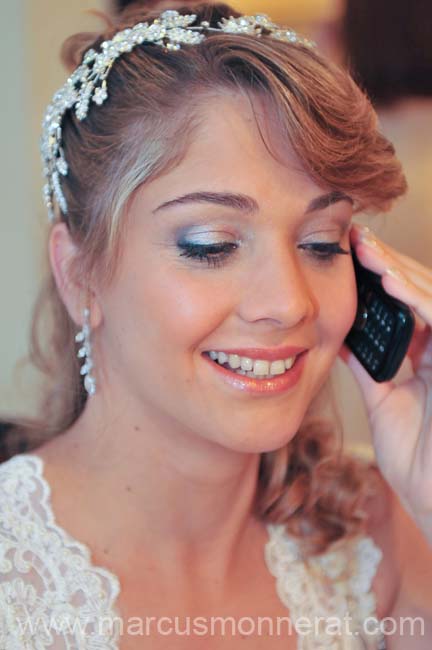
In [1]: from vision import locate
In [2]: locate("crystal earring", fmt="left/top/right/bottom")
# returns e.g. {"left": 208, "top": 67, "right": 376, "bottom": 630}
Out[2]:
{"left": 75, "top": 307, "right": 96, "bottom": 396}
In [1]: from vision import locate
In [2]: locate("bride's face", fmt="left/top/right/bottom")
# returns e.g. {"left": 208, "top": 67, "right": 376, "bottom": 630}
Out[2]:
{"left": 95, "top": 92, "right": 357, "bottom": 452}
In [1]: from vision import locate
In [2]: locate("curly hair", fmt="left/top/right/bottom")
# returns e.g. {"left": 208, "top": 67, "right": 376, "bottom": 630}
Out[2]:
{"left": 1, "top": 1, "right": 406, "bottom": 556}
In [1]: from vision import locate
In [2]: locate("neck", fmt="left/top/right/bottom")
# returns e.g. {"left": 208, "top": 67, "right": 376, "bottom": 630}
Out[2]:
{"left": 39, "top": 384, "right": 266, "bottom": 595}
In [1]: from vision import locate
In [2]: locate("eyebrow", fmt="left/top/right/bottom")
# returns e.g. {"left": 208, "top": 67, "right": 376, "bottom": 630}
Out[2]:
{"left": 152, "top": 190, "right": 353, "bottom": 215}
{"left": 305, "top": 190, "right": 354, "bottom": 213}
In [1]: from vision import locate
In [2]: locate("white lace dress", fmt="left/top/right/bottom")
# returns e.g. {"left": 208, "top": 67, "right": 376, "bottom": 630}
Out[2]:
{"left": 0, "top": 453, "right": 387, "bottom": 649}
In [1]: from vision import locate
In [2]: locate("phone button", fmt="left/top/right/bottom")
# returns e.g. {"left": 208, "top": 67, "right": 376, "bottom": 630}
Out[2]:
{"left": 353, "top": 300, "right": 368, "bottom": 330}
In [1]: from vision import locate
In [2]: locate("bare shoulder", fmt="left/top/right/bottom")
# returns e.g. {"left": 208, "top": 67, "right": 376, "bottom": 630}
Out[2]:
{"left": 355, "top": 464, "right": 399, "bottom": 619}
{"left": 360, "top": 463, "right": 432, "bottom": 623}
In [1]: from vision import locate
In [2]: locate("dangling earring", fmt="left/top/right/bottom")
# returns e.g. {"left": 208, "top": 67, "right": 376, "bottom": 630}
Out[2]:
{"left": 75, "top": 307, "right": 97, "bottom": 396}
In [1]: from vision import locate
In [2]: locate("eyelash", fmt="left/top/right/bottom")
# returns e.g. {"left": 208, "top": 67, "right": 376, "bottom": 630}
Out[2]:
{"left": 178, "top": 242, "right": 350, "bottom": 268}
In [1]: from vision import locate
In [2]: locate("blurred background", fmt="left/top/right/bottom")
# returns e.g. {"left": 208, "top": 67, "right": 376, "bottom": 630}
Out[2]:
{"left": 1, "top": 0, "right": 431, "bottom": 450}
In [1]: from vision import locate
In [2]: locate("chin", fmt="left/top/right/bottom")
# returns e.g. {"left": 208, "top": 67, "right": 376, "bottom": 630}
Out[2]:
{"left": 221, "top": 423, "right": 301, "bottom": 455}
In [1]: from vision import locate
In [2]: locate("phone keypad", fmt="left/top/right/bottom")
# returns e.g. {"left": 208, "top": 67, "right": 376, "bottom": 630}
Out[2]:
{"left": 353, "top": 296, "right": 396, "bottom": 372}
{"left": 346, "top": 248, "right": 415, "bottom": 381}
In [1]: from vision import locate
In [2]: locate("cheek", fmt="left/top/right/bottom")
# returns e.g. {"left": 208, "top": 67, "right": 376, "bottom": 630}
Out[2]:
{"left": 128, "top": 266, "right": 233, "bottom": 351}
{"left": 319, "top": 268, "right": 358, "bottom": 345}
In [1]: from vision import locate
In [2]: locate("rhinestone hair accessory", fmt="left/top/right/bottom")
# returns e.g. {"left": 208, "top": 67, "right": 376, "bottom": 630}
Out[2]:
{"left": 40, "top": 9, "right": 315, "bottom": 222}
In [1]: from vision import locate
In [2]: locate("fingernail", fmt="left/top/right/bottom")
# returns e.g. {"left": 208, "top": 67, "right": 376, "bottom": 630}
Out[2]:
{"left": 357, "top": 225, "right": 372, "bottom": 234}
{"left": 385, "top": 266, "right": 408, "bottom": 284}
{"left": 359, "top": 231, "right": 382, "bottom": 249}
{"left": 355, "top": 225, "right": 375, "bottom": 240}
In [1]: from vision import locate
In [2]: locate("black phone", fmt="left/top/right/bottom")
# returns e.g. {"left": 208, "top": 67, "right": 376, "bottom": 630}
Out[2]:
{"left": 344, "top": 246, "right": 415, "bottom": 382}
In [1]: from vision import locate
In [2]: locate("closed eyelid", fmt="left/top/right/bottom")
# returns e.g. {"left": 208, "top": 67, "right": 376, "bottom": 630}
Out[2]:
{"left": 167, "top": 205, "right": 352, "bottom": 248}
{"left": 301, "top": 217, "right": 352, "bottom": 236}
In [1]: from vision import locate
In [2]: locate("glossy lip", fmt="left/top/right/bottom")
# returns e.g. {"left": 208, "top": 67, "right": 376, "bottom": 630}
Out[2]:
{"left": 203, "top": 346, "right": 308, "bottom": 362}
{"left": 202, "top": 349, "right": 308, "bottom": 395}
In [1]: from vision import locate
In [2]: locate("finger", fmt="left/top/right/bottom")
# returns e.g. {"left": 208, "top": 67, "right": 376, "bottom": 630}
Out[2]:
{"left": 380, "top": 269, "right": 432, "bottom": 331}
{"left": 379, "top": 271, "right": 432, "bottom": 368}
{"left": 407, "top": 321, "right": 432, "bottom": 372}
{"left": 349, "top": 227, "right": 432, "bottom": 321}
{"left": 350, "top": 224, "right": 432, "bottom": 281}
{"left": 354, "top": 230, "right": 432, "bottom": 296}
{"left": 355, "top": 242, "right": 432, "bottom": 296}
{"left": 348, "top": 224, "right": 432, "bottom": 368}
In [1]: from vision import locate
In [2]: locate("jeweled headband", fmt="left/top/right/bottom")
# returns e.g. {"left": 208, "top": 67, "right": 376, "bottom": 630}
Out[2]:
{"left": 40, "top": 9, "right": 315, "bottom": 223}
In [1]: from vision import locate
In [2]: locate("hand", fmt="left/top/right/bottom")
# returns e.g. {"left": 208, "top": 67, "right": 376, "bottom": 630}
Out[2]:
{"left": 338, "top": 223, "right": 432, "bottom": 542}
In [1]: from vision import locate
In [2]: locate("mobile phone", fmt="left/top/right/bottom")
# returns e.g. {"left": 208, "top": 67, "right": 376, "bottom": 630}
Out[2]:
{"left": 344, "top": 246, "right": 415, "bottom": 382}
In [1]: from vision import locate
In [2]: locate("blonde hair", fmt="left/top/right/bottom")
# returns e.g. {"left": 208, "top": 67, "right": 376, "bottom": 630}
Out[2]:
{"left": 1, "top": 1, "right": 406, "bottom": 555}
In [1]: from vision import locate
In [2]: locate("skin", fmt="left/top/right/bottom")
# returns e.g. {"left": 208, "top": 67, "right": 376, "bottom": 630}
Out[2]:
{"left": 42, "top": 92, "right": 357, "bottom": 604}
{"left": 36, "top": 90, "right": 432, "bottom": 646}
{"left": 338, "top": 226, "right": 432, "bottom": 648}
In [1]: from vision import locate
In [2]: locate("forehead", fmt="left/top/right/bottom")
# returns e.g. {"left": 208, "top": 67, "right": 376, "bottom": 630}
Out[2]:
{"left": 182, "top": 91, "right": 304, "bottom": 176}
{"left": 141, "top": 91, "right": 326, "bottom": 212}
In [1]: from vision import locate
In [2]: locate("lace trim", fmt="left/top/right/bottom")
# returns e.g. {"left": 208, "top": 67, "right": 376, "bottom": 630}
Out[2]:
{"left": 0, "top": 453, "right": 386, "bottom": 650}
{"left": 264, "top": 523, "right": 385, "bottom": 649}
{"left": 0, "top": 453, "right": 121, "bottom": 648}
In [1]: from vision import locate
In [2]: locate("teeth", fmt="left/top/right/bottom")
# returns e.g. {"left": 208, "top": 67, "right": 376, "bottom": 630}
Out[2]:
{"left": 253, "top": 360, "right": 270, "bottom": 376}
{"left": 270, "top": 360, "right": 286, "bottom": 375}
{"left": 240, "top": 357, "right": 254, "bottom": 371}
{"left": 228, "top": 354, "right": 241, "bottom": 369}
{"left": 207, "top": 350, "right": 298, "bottom": 378}
{"left": 285, "top": 357, "right": 295, "bottom": 370}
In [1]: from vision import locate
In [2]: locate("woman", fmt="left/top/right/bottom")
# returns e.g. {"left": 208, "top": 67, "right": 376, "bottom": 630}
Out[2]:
{"left": 0, "top": 2, "right": 431, "bottom": 647}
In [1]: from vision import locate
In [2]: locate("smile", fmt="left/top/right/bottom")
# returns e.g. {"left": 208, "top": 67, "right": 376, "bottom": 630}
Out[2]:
{"left": 207, "top": 350, "right": 297, "bottom": 379}
{"left": 202, "top": 349, "right": 308, "bottom": 395}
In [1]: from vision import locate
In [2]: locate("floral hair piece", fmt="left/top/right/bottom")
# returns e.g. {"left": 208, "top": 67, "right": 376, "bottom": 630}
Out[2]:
{"left": 40, "top": 9, "right": 315, "bottom": 222}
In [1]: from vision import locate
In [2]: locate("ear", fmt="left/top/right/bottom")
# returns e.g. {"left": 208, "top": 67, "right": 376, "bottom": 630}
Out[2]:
{"left": 48, "top": 222, "right": 102, "bottom": 329}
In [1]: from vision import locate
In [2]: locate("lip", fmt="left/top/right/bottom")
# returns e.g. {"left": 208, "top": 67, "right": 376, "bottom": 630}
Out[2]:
{"left": 203, "top": 346, "right": 308, "bottom": 362}
{"left": 202, "top": 349, "right": 308, "bottom": 395}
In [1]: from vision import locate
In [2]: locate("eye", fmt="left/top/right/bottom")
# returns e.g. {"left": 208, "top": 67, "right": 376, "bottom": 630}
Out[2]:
{"left": 177, "top": 242, "right": 239, "bottom": 268}
{"left": 298, "top": 242, "right": 350, "bottom": 263}
{"left": 177, "top": 240, "right": 350, "bottom": 269}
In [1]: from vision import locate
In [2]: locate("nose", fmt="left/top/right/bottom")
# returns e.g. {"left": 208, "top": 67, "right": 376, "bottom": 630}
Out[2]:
{"left": 238, "top": 241, "right": 318, "bottom": 330}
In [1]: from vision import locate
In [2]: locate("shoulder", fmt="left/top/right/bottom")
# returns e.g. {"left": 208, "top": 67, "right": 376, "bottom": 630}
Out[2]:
{"left": 0, "top": 455, "right": 121, "bottom": 647}
{"left": 0, "top": 453, "right": 49, "bottom": 547}
{"left": 0, "top": 454, "right": 45, "bottom": 583}
{"left": 0, "top": 452, "right": 34, "bottom": 485}
{"left": 0, "top": 452, "right": 41, "bottom": 489}
{"left": 0, "top": 452, "right": 43, "bottom": 526}
{"left": 357, "top": 463, "right": 398, "bottom": 618}
{"left": 360, "top": 462, "right": 432, "bottom": 622}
